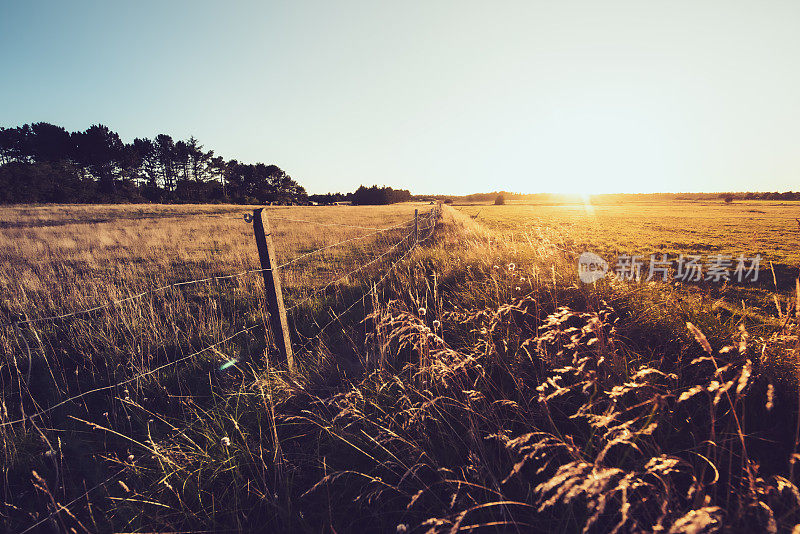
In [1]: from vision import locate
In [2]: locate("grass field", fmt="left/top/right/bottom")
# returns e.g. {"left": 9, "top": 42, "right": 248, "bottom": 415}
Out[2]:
{"left": 457, "top": 199, "right": 800, "bottom": 327}
{"left": 0, "top": 203, "right": 422, "bottom": 323}
{"left": 457, "top": 199, "right": 800, "bottom": 268}
{"left": 2, "top": 201, "right": 800, "bottom": 533}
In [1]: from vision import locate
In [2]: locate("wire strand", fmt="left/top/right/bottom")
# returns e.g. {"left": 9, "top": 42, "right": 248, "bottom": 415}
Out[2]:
{"left": 266, "top": 214, "right": 411, "bottom": 230}
{"left": 275, "top": 218, "right": 414, "bottom": 269}
{"left": 1, "top": 216, "right": 419, "bottom": 329}
{"left": 1, "top": 324, "right": 261, "bottom": 427}
{"left": 285, "top": 230, "right": 414, "bottom": 312}
{"left": 295, "top": 217, "right": 437, "bottom": 352}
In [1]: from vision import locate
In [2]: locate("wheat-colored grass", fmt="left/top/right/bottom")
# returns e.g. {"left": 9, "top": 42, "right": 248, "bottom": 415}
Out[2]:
{"left": 2, "top": 202, "right": 800, "bottom": 533}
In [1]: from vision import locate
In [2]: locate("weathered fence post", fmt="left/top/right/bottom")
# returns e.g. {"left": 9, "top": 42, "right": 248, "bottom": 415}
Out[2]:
{"left": 414, "top": 209, "right": 419, "bottom": 245}
{"left": 251, "top": 208, "right": 294, "bottom": 371}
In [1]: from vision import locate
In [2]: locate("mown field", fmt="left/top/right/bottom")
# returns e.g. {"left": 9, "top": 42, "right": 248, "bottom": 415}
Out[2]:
{"left": 2, "top": 202, "right": 800, "bottom": 533}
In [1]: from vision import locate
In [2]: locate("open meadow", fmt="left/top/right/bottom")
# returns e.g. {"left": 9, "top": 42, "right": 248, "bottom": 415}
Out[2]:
{"left": 2, "top": 201, "right": 800, "bottom": 533}
{"left": 0, "top": 203, "right": 423, "bottom": 323}
{"left": 457, "top": 199, "right": 800, "bottom": 269}
{"left": 458, "top": 199, "right": 800, "bottom": 327}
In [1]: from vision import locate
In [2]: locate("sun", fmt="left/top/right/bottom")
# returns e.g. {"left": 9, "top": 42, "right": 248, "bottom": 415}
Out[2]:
{"left": 580, "top": 193, "right": 596, "bottom": 218}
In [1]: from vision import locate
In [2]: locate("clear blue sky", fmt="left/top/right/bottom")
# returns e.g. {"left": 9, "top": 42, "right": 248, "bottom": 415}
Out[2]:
{"left": 2, "top": 1, "right": 799, "bottom": 194}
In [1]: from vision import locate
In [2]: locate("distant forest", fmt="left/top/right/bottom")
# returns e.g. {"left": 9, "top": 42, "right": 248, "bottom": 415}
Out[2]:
{"left": 0, "top": 122, "right": 308, "bottom": 204}
{"left": 5, "top": 124, "right": 797, "bottom": 206}
{"left": 309, "top": 185, "right": 412, "bottom": 205}
{"left": 0, "top": 122, "right": 423, "bottom": 206}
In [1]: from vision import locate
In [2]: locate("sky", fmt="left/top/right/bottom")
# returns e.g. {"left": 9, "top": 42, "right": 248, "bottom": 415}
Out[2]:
{"left": 1, "top": 1, "right": 799, "bottom": 195}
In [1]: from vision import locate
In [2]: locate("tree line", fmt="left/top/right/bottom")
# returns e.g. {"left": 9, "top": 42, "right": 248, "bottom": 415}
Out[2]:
{"left": 0, "top": 122, "right": 308, "bottom": 204}
{"left": 309, "top": 185, "right": 412, "bottom": 205}
{"left": 717, "top": 192, "right": 800, "bottom": 201}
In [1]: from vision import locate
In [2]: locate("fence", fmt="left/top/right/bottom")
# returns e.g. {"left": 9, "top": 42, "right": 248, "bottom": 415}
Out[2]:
{"left": 1, "top": 204, "right": 441, "bottom": 425}
{"left": 1, "top": 203, "right": 441, "bottom": 531}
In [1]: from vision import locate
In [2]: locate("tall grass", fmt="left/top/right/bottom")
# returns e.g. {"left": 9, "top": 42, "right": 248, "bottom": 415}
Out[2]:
{"left": 2, "top": 204, "right": 799, "bottom": 532}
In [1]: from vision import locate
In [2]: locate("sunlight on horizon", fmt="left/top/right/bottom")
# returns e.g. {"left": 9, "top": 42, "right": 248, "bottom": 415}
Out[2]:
{"left": 3, "top": 1, "right": 800, "bottom": 194}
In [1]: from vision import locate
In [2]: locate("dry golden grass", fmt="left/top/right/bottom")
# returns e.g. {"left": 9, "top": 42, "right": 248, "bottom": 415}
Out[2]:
{"left": 2, "top": 202, "right": 800, "bottom": 533}
{"left": 457, "top": 199, "right": 800, "bottom": 327}
{"left": 457, "top": 199, "right": 800, "bottom": 267}
{"left": 0, "top": 203, "right": 424, "bottom": 323}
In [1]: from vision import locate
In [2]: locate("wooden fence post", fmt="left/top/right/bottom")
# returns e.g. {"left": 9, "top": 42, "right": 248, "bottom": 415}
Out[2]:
{"left": 251, "top": 208, "right": 294, "bottom": 371}
{"left": 414, "top": 209, "right": 419, "bottom": 245}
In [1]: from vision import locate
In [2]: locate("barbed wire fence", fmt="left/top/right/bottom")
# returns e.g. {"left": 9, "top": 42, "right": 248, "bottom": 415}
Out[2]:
{"left": 0, "top": 203, "right": 441, "bottom": 531}
{"left": 1, "top": 204, "right": 441, "bottom": 420}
